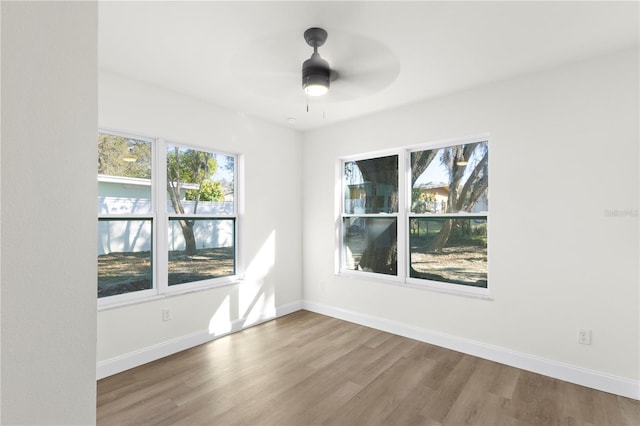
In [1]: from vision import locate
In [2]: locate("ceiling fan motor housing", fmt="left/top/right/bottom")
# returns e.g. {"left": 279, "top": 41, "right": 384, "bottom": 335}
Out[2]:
{"left": 302, "top": 53, "right": 330, "bottom": 92}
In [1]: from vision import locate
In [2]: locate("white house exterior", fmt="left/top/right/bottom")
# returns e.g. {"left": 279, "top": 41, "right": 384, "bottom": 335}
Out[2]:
{"left": 98, "top": 175, "right": 233, "bottom": 256}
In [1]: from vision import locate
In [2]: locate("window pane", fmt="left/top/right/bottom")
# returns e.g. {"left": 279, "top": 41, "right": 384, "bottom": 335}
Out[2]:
{"left": 167, "top": 145, "right": 234, "bottom": 215}
{"left": 98, "top": 133, "right": 152, "bottom": 214}
{"left": 409, "top": 217, "right": 487, "bottom": 287}
{"left": 344, "top": 155, "right": 398, "bottom": 214}
{"left": 343, "top": 217, "right": 397, "bottom": 275}
{"left": 411, "top": 142, "right": 488, "bottom": 214}
{"left": 168, "top": 218, "right": 235, "bottom": 285}
{"left": 98, "top": 219, "right": 152, "bottom": 298}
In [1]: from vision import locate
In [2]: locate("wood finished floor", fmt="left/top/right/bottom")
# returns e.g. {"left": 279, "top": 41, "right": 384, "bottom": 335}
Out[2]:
{"left": 97, "top": 310, "right": 640, "bottom": 425}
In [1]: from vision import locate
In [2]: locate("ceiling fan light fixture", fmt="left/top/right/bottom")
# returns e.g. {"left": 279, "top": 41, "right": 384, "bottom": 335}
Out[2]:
{"left": 302, "top": 54, "right": 330, "bottom": 96}
{"left": 304, "top": 82, "right": 329, "bottom": 97}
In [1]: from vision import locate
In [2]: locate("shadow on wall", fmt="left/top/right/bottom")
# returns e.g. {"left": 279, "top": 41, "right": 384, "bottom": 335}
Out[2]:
{"left": 208, "top": 230, "right": 276, "bottom": 336}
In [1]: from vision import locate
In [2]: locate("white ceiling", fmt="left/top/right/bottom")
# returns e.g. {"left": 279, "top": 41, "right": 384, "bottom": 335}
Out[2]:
{"left": 99, "top": 1, "right": 639, "bottom": 131}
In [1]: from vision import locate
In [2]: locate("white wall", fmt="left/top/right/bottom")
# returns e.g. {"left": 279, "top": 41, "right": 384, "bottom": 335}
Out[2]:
{"left": 97, "top": 72, "right": 303, "bottom": 371}
{"left": 302, "top": 49, "right": 639, "bottom": 395}
{"left": 0, "top": 4, "right": 3, "bottom": 420}
{"left": 1, "top": 2, "right": 97, "bottom": 424}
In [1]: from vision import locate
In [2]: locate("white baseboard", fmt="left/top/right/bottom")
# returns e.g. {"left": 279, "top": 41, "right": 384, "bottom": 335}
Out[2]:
{"left": 97, "top": 299, "right": 638, "bottom": 400}
{"left": 302, "top": 300, "right": 640, "bottom": 400}
{"left": 96, "top": 300, "right": 302, "bottom": 380}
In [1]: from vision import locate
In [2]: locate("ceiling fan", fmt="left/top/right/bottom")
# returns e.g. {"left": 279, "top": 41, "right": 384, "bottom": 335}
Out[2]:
{"left": 231, "top": 27, "right": 400, "bottom": 103}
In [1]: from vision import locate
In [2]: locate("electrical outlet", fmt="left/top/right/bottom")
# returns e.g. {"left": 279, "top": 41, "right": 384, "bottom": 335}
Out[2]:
{"left": 577, "top": 328, "right": 591, "bottom": 345}
{"left": 162, "top": 308, "right": 172, "bottom": 322}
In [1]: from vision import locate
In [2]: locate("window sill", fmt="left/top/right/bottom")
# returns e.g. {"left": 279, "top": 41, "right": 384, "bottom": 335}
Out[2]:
{"left": 336, "top": 270, "right": 493, "bottom": 301}
{"left": 97, "top": 278, "right": 243, "bottom": 311}
{"left": 403, "top": 280, "right": 493, "bottom": 300}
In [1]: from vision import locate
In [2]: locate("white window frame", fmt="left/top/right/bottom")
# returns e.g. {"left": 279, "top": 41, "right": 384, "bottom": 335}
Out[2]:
{"left": 338, "top": 149, "right": 406, "bottom": 283}
{"left": 337, "top": 136, "right": 489, "bottom": 298}
{"left": 160, "top": 139, "right": 240, "bottom": 295}
{"left": 98, "top": 129, "right": 157, "bottom": 308}
{"left": 98, "top": 129, "right": 241, "bottom": 308}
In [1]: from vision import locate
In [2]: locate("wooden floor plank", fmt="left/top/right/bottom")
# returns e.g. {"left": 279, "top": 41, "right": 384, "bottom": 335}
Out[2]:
{"left": 420, "top": 355, "right": 480, "bottom": 423}
{"left": 440, "top": 358, "right": 501, "bottom": 425}
{"left": 97, "top": 310, "right": 640, "bottom": 425}
{"left": 488, "top": 363, "right": 521, "bottom": 400}
{"left": 325, "top": 346, "right": 433, "bottom": 425}
{"left": 618, "top": 394, "right": 640, "bottom": 425}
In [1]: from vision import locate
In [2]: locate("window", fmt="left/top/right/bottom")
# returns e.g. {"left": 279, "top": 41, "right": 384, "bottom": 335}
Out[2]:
{"left": 98, "top": 133, "right": 154, "bottom": 299}
{"left": 98, "top": 131, "right": 238, "bottom": 304}
{"left": 409, "top": 141, "right": 488, "bottom": 289}
{"left": 342, "top": 155, "right": 399, "bottom": 276}
{"left": 165, "top": 144, "right": 236, "bottom": 289}
{"left": 340, "top": 138, "right": 488, "bottom": 294}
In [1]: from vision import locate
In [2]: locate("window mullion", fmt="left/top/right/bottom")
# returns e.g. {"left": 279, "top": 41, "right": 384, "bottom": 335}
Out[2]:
{"left": 336, "top": 159, "right": 345, "bottom": 274}
{"left": 156, "top": 138, "right": 168, "bottom": 295}
{"left": 236, "top": 154, "right": 245, "bottom": 278}
{"left": 397, "top": 149, "right": 407, "bottom": 282}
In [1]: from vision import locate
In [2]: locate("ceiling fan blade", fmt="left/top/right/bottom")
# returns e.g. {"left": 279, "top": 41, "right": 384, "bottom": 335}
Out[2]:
{"left": 328, "top": 61, "right": 399, "bottom": 100}
{"left": 230, "top": 30, "right": 307, "bottom": 99}
{"left": 323, "top": 31, "right": 400, "bottom": 100}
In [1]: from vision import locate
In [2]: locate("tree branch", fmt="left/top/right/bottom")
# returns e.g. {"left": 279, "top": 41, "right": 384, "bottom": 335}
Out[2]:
{"left": 456, "top": 151, "right": 488, "bottom": 211}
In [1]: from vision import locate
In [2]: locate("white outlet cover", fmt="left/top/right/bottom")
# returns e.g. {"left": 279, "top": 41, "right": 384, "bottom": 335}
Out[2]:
{"left": 578, "top": 328, "right": 592, "bottom": 345}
